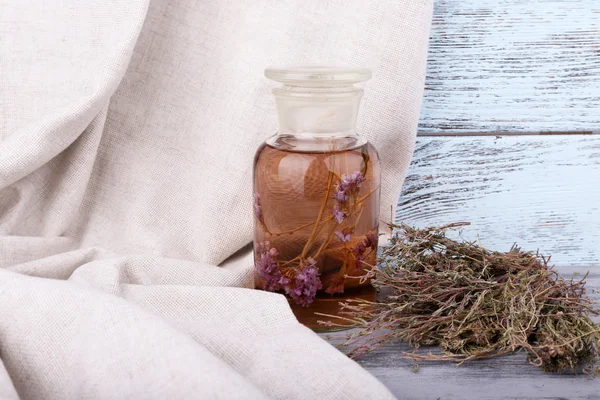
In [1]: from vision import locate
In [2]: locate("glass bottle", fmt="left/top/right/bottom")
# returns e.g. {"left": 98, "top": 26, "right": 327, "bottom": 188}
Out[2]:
{"left": 253, "top": 66, "right": 381, "bottom": 328}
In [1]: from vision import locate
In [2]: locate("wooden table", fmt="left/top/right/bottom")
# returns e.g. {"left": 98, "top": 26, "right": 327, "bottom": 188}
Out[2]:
{"left": 324, "top": 1, "right": 600, "bottom": 398}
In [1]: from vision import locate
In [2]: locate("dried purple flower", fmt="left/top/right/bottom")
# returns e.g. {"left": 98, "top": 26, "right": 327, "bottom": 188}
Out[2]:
{"left": 334, "top": 170, "right": 364, "bottom": 206}
{"left": 334, "top": 190, "right": 348, "bottom": 203}
{"left": 332, "top": 205, "right": 345, "bottom": 224}
{"left": 354, "top": 254, "right": 365, "bottom": 271}
{"left": 364, "top": 232, "right": 377, "bottom": 250}
{"left": 255, "top": 243, "right": 288, "bottom": 291}
{"left": 353, "top": 241, "right": 366, "bottom": 257}
{"left": 325, "top": 275, "right": 345, "bottom": 295}
{"left": 256, "top": 240, "right": 271, "bottom": 254}
{"left": 350, "top": 240, "right": 369, "bottom": 272}
{"left": 253, "top": 193, "right": 263, "bottom": 221}
{"left": 285, "top": 257, "right": 322, "bottom": 307}
{"left": 335, "top": 227, "right": 354, "bottom": 243}
{"left": 339, "top": 171, "right": 365, "bottom": 195}
{"left": 335, "top": 230, "right": 351, "bottom": 243}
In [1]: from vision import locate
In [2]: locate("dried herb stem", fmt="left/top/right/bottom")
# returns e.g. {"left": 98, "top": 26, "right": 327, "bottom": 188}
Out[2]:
{"left": 301, "top": 171, "right": 336, "bottom": 258}
{"left": 321, "top": 223, "right": 600, "bottom": 374}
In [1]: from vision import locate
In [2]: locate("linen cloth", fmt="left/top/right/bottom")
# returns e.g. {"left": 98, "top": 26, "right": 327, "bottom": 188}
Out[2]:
{"left": 0, "top": 0, "right": 433, "bottom": 398}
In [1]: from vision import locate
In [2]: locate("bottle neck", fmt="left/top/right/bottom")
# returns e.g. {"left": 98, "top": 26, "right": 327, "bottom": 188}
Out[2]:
{"left": 273, "top": 84, "right": 362, "bottom": 137}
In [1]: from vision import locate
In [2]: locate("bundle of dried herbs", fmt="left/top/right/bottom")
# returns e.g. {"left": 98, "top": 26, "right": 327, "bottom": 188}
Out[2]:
{"left": 320, "top": 222, "right": 600, "bottom": 374}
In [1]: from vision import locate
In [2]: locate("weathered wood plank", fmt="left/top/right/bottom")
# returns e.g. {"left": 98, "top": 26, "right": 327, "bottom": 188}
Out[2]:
{"left": 360, "top": 354, "right": 600, "bottom": 400}
{"left": 397, "top": 135, "right": 600, "bottom": 267}
{"left": 419, "top": 0, "right": 600, "bottom": 134}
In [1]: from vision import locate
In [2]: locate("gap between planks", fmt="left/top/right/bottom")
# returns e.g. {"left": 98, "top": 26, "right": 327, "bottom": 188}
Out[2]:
{"left": 418, "top": 130, "right": 600, "bottom": 137}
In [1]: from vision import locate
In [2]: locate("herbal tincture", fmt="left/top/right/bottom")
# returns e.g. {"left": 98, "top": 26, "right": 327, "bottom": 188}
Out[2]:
{"left": 253, "top": 66, "right": 381, "bottom": 318}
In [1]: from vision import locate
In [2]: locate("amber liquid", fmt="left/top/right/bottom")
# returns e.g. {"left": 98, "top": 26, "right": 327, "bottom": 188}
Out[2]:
{"left": 253, "top": 134, "right": 380, "bottom": 329}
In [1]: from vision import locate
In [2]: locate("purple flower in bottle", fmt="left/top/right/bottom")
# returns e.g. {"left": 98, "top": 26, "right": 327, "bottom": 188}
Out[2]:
{"left": 325, "top": 275, "right": 345, "bottom": 295}
{"left": 253, "top": 193, "right": 263, "bottom": 221}
{"left": 353, "top": 241, "right": 366, "bottom": 256}
{"left": 355, "top": 254, "right": 365, "bottom": 270}
{"left": 335, "top": 227, "right": 353, "bottom": 243}
{"left": 340, "top": 171, "right": 365, "bottom": 195}
{"left": 364, "top": 232, "right": 378, "bottom": 250}
{"left": 332, "top": 205, "right": 345, "bottom": 224}
{"left": 256, "top": 240, "right": 272, "bottom": 255}
{"left": 285, "top": 257, "right": 322, "bottom": 307}
{"left": 333, "top": 171, "right": 364, "bottom": 205}
{"left": 351, "top": 241, "right": 368, "bottom": 272}
{"left": 255, "top": 243, "right": 289, "bottom": 291}
{"left": 334, "top": 190, "right": 348, "bottom": 203}
{"left": 335, "top": 230, "right": 351, "bottom": 243}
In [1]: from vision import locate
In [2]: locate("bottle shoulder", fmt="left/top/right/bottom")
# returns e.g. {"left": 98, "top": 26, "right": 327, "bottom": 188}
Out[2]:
{"left": 254, "top": 134, "right": 380, "bottom": 174}
{"left": 259, "top": 133, "right": 378, "bottom": 155}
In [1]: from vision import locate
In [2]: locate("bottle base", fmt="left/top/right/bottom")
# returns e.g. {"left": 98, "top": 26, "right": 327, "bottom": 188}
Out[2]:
{"left": 288, "top": 284, "right": 377, "bottom": 332}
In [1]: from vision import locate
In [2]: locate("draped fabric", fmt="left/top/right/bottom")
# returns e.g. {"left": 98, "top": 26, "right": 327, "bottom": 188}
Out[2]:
{"left": 0, "top": 0, "right": 433, "bottom": 398}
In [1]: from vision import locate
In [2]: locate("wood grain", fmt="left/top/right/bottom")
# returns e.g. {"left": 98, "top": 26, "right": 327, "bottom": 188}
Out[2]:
{"left": 397, "top": 135, "right": 600, "bottom": 267}
{"left": 419, "top": 0, "right": 600, "bottom": 134}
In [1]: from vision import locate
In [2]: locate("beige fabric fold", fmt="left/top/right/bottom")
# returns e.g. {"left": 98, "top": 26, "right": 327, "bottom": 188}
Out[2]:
{"left": 0, "top": 0, "right": 433, "bottom": 398}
